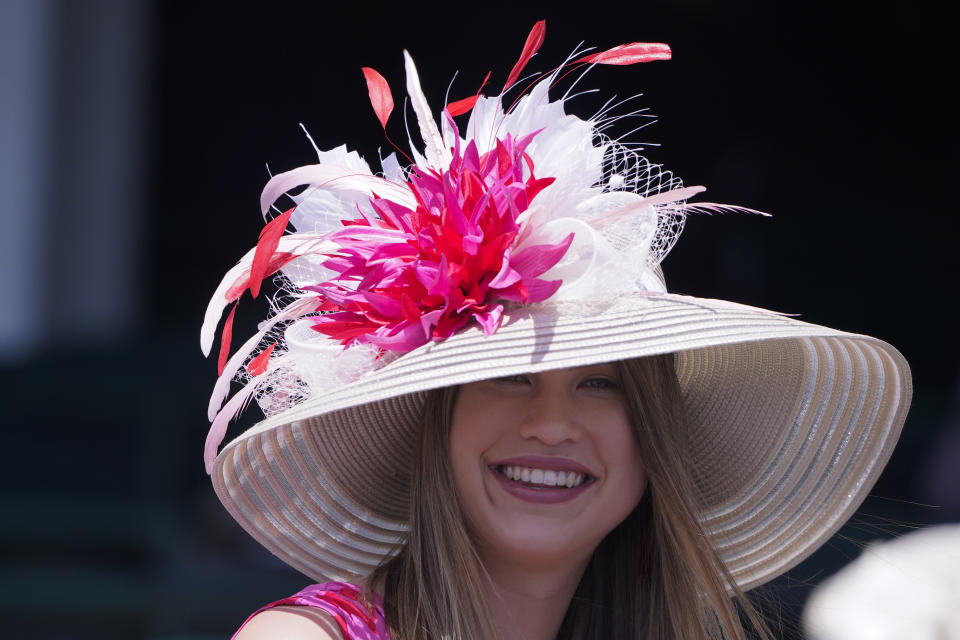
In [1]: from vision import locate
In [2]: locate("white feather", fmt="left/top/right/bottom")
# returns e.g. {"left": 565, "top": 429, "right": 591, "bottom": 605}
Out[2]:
{"left": 380, "top": 152, "right": 404, "bottom": 182}
{"left": 204, "top": 374, "right": 256, "bottom": 473}
{"left": 260, "top": 163, "right": 415, "bottom": 215}
{"left": 403, "top": 51, "right": 450, "bottom": 171}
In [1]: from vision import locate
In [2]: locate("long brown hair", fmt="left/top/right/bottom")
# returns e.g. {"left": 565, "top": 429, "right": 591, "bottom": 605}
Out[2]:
{"left": 373, "top": 355, "right": 772, "bottom": 639}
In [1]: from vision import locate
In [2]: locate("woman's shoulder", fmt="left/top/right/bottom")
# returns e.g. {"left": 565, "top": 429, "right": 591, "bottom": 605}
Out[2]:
{"left": 233, "top": 606, "right": 344, "bottom": 640}
{"left": 231, "top": 581, "right": 389, "bottom": 640}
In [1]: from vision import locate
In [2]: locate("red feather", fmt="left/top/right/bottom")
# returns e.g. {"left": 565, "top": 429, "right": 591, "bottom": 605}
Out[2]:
{"left": 249, "top": 207, "right": 294, "bottom": 299}
{"left": 217, "top": 303, "right": 237, "bottom": 376}
{"left": 446, "top": 95, "right": 480, "bottom": 117}
{"left": 503, "top": 20, "right": 546, "bottom": 91}
{"left": 225, "top": 252, "right": 297, "bottom": 303}
{"left": 246, "top": 341, "right": 277, "bottom": 377}
{"left": 576, "top": 42, "right": 672, "bottom": 65}
{"left": 446, "top": 71, "right": 491, "bottom": 117}
{"left": 361, "top": 66, "right": 394, "bottom": 130}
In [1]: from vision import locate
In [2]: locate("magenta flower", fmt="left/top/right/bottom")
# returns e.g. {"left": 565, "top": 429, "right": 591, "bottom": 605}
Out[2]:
{"left": 306, "top": 117, "right": 571, "bottom": 353}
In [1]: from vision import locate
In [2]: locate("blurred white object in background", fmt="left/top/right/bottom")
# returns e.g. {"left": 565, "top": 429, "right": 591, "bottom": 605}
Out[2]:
{"left": 0, "top": 0, "right": 50, "bottom": 360}
{"left": 804, "top": 524, "right": 960, "bottom": 640}
{"left": 0, "top": 0, "right": 149, "bottom": 363}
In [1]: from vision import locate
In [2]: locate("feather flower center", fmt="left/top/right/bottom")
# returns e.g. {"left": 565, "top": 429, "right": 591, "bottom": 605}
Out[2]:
{"left": 306, "top": 121, "right": 572, "bottom": 353}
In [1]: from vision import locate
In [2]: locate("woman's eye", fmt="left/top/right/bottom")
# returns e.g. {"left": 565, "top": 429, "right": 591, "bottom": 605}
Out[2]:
{"left": 581, "top": 377, "right": 620, "bottom": 391}
{"left": 495, "top": 374, "right": 529, "bottom": 385}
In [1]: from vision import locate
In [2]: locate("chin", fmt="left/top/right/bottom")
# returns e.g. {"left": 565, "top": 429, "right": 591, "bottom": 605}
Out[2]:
{"left": 479, "top": 525, "right": 600, "bottom": 570}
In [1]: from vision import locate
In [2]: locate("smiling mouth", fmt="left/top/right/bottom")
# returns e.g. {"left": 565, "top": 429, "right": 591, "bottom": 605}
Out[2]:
{"left": 494, "top": 464, "right": 593, "bottom": 489}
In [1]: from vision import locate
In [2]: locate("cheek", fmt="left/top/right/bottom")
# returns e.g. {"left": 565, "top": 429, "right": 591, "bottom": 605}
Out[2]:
{"left": 450, "top": 398, "right": 480, "bottom": 473}
{"left": 449, "top": 385, "right": 511, "bottom": 472}
{"left": 448, "top": 395, "right": 492, "bottom": 515}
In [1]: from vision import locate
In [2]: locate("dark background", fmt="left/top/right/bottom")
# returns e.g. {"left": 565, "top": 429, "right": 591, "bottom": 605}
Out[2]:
{"left": 0, "top": 1, "right": 955, "bottom": 638}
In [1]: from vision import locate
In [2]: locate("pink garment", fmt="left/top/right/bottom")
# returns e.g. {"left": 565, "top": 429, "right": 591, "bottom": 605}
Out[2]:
{"left": 232, "top": 581, "right": 391, "bottom": 639}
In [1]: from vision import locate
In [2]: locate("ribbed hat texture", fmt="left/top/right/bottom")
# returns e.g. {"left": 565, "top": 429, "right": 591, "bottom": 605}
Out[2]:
{"left": 211, "top": 294, "right": 910, "bottom": 589}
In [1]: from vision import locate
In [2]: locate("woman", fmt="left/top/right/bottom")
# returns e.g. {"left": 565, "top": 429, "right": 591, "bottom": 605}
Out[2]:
{"left": 201, "top": 22, "right": 911, "bottom": 639}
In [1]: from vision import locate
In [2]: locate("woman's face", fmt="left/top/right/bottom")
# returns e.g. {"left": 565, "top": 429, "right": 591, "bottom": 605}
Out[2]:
{"left": 450, "top": 363, "right": 646, "bottom": 571}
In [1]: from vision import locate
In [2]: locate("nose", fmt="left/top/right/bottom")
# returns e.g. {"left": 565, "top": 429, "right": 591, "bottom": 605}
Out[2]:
{"left": 518, "top": 387, "right": 583, "bottom": 446}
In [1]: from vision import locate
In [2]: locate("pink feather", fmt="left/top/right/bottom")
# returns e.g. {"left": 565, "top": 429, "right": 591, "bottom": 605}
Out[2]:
{"left": 638, "top": 185, "right": 706, "bottom": 206}
{"left": 576, "top": 42, "right": 672, "bottom": 65}
{"left": 204, "top": 375, "right": 259, "bottom": 474}
{"left": 682, "top": 202, "right": 771, "bottom": 217}
{"left": 504, "top": 20, "right": 546, "bottom": 91}
{"left": 583, "top": 186, "right": 707, "bottom": 228}
{"left": 361, "top": 66, "right": 394, "bottom": 129}
{"left": 579, "top": 189, "right": 770, "bottom": 222}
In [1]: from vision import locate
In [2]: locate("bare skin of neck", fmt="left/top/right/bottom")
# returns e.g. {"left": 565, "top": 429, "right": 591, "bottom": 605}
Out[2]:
{"left": 481, "top": 552, "right": 591, "bottom": 640}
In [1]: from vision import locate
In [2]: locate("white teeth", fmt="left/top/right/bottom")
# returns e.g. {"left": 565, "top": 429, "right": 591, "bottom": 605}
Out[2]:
{"left": 498, "top": 465, "right": 587, "bottom": 488}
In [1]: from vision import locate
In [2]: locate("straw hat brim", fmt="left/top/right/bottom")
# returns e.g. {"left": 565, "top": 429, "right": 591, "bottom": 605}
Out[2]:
{"left": 211, "top": 291, "right": 911, "bottom": 590}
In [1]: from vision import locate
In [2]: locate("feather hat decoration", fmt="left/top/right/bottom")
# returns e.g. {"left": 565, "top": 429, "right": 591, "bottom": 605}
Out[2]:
{"left": 200, "top": 22, "right": 696, "bottom": 471}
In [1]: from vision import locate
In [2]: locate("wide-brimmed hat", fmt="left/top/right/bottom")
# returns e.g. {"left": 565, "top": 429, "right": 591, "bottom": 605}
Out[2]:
{"left": 201, "top": 23, "right": 911, "bottom": 591}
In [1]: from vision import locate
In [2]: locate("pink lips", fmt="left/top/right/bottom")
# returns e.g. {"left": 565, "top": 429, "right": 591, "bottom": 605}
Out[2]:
{"left": 488, "top": 455, "right": 596, "bottom": 504}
